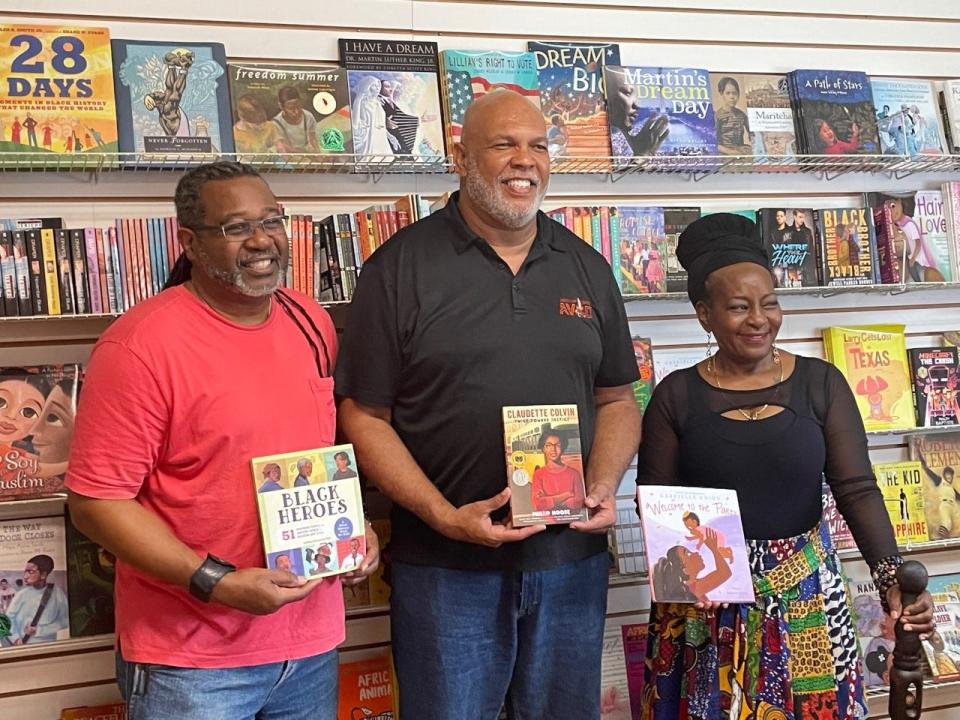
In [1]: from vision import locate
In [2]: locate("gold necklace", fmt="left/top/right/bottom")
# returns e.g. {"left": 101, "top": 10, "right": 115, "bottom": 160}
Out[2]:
{"left": 707, "top": 348, "right": 783, "bottom": 421}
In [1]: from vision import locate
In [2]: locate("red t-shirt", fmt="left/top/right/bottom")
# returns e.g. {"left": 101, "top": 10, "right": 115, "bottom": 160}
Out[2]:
{"left": 531, "top": 464, "right": 585, "bottom": 511}
{"left": 66, "top": 286, "right": 343, "bottom": 668}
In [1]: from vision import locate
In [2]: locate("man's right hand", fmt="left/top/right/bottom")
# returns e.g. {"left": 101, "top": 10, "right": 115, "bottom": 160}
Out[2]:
{"left": 210, "top": 568, "right": 323, "bottom": 615}
{"left": 436, "top": 488, "right": 546, "bottom": 548}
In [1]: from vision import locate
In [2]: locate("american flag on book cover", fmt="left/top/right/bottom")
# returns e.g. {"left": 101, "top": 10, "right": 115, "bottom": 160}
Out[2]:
{"left": 442, "top": 50, "right": 540, "bottom": 144}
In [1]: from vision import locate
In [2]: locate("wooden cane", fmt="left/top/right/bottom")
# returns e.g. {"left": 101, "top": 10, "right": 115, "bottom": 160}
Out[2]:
{"left": 889, "top": 560, "right": 928, "bottom": 720}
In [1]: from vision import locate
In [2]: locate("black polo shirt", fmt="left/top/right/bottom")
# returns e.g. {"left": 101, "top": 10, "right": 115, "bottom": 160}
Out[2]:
{"left": 334, "top": 192, "right": 638, "bottom": 571}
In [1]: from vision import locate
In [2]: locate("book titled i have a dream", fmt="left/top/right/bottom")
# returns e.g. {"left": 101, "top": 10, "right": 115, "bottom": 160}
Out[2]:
{"left": 502, "top": 404, "right": 588, "bottom": 527}
{"left": 252, "top": 444, "right": 366, "bottom": 579}
{"left": 636, "top": 485, "right": 754, "bottom": 604}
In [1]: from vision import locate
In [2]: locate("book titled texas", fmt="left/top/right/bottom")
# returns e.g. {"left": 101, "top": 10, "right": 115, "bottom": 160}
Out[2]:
{"left": 111, "top": 39, "right": 234, "bottom": 155}
{"left": 822, "top": 324, "right": 915, "bottom": 432}
{"left": 636, "top": 485, "right": 754, "bottom": 604}
{"left": 502, "top": 404, "right": 588, "bottom": 527}
{"left": 251, "top": 444, "right": 366, "bottom": 579}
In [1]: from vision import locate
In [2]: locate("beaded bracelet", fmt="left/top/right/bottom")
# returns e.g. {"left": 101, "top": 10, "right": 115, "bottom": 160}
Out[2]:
{"left": 871, "top": 554, "right": 904, "bottom": 614}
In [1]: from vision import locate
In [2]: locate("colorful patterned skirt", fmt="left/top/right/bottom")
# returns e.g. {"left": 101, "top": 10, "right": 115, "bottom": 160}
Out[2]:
{"left": 641, "top": 523, "right": 868, "bottom": 720}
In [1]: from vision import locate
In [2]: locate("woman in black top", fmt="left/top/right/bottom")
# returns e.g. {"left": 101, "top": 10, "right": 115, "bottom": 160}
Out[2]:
{"left": 637, "top": 213, "right": 933, "bottom": 720}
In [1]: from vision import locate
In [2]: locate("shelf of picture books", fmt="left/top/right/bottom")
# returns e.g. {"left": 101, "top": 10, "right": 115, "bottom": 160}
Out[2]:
{"left": 5, "top": 25, "right": 960, "bottom": 187}
{"left": 6, "top": 181, "right": 960, "bottom": 321}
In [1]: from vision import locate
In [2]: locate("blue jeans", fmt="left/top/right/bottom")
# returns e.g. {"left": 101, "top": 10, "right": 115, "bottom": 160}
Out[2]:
{"left": 391, "top": 552, "right": 609, "bottom": 720}
{"left": 116, "top": 649, "right": 338, "bottom": 720}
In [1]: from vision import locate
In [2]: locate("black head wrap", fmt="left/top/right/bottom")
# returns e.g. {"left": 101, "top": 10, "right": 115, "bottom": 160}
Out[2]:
{"left": 676, "top": 213, "right": 769, "bottom": 305}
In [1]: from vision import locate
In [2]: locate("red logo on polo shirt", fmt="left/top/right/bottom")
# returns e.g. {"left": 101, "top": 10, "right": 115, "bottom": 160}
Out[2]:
{"left": 559, "top": 297, "right": 593, "bottom": 319}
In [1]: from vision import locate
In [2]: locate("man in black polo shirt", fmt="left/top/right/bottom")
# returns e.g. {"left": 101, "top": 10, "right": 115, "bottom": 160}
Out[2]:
{"left": 335, "top": 90, "right": 640, "bottom": 719}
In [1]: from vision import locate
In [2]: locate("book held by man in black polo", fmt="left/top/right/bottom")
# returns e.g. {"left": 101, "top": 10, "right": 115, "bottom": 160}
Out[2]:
{"left": 502, "top": 404, "right": 588, "bottom": 527}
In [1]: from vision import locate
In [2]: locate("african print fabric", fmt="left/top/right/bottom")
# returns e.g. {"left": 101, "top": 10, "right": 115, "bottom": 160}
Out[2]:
{"left": 641, "top": 523, "right": 868, "bottom": 720}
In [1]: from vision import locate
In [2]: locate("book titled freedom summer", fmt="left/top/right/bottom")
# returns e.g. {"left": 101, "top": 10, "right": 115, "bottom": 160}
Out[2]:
{"left": 251, "top": 444, "right": 365, "bottom": 579}
{"left": 503, "top": 404, "right": 588, "bottom": 527}
{"left": 636, "top": 485, "right": 754, "bottom": 604}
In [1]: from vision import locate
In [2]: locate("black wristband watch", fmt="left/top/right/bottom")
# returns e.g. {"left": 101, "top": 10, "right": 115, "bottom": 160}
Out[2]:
{"left": 189, "top": 554, "right": 237, "bottom": 603}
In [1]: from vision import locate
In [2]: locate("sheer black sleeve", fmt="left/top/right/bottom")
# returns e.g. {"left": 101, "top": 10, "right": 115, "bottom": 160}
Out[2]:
{"left": 817, "top": 361, "right": 899, "bottom": 566}
{"left": 635, "top": 369, "right": 686, "bottom": 486}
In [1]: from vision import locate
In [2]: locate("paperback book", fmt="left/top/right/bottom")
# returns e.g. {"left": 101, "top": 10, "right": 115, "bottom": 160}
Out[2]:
{"left": 928, "top": 572, "right": 960, "bottom": 596}
{"left": 251, "top": 444, "right": 366, "bottom": 579}
{"left": 908, "top": 347, "right": 959, "bottom": 427}
{"left": 440, "top": 50, "right": 539, "bottom": 150}
{"left": 909, "top": 432, "right": 960, "bottom": 540}
{"left": 600, "top": 624, "right": 631, "bottom": 720}
{"left": 869, "top": 191, "right": 951, "bottom": 284}
{"left": 822, "top": 325, "right": 915, "bottom": 432}
{"left": 616, "top": 206, "right": 667, "bottom": 295}
{"left": 631, "top": 336, "right": 655, "bottom": 418}
{"left": 758, "top": 207, "right": 820, "bottom": 287}
{"left": 871, "top": 77, "right": 947, "bottom": 157}
{"left": 227, "top": 63, "right": 352, "bottom": 156}
{"left": 60, "top": 704, "right": 127, "bottom": 720}
{"left": 65, "top": 514, "right": 115, "bottom": 637}
{"left": 846, "top": 565, "right": 894, "bottom": 688}
{"left": 816, "top": 206, "right": 877, "bottom": 286}
{"left": 502, "top": 405, "right": 587, "bottom": 527}
{"left": 339, "top": 38, "right": 444, "bottom": 161}
{"left": 710, "top": 73, "right": 795, "bottom": 158}
{"left": 940, "top": 80, "right": 960, "bottom": 153}
{"left": 0, "top": 515, "right": 69, "bottom": 647}
{"left": 873, "top": 460, "right": 928, "bottom": 544}
{"left": 636, "top": 485, "right": 753, "bottom": 604}
{"left": 0, "top": 24, "right": 119, "bottom": 161}
{"left": 603, "top": 66, "right": 717, "bottom": 160}
{"left": 528, "top": 41, "right": 620, "bottom": 159}
{"left": 0, "top": 365, "right": 79, "bottom": 499}
{"left": 337, "top": 654, "right": 398, "bottom": 720}
{"left": 913, "top": 190, "right": 954, "bottom": 282}
{"left": 621, "top": 622, "right": 648, "bottom": 720}
{"left": 821, "top": 483, "right": 856, "bottom": 551}
{"left": 787, "top": 69, "right": 880, "bottom": 155}
{"left": 112, "top": 40, "right": 233, "bottom": 156}
{"left": 663, "top": 207, "right": 700, "bottom": 292}
{"left": 921, "top": 592, "right": 960, "bottom": 680}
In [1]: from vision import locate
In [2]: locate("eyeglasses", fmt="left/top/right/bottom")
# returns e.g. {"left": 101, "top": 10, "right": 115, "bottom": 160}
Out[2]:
{"left": 543, "top": 442, "right": 562, "bottom": 450}
{"left": 191, "top": 215, "right": 289, "bottom": 242}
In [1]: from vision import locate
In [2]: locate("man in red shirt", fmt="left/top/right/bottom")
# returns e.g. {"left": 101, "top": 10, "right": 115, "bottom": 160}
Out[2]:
{"left": 66, "top": 161, "right": 378, "bottom": 719}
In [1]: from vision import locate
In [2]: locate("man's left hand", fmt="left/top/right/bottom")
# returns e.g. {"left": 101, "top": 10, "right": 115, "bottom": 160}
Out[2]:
{"left": 887, "top": 586, "right": 935, "bottom": 637}
{"left": 571, "top": 483, "right": 616, "bottom": 534}
{"left": 342, "top": 520, "right": 381, "bottom": 587}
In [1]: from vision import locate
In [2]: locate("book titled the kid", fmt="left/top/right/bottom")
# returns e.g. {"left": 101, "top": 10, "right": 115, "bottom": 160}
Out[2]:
{"left": 636, "top": 485, "right": 754, "bottom": 604}
{"left": 502, "top": 404, "right": 588, "bottom": 527}
{"left": 251, "top": 444, "right": 365, "bottom": 579}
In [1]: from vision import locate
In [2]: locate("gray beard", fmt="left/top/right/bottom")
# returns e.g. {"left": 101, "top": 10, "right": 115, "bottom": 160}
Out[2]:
{"left": 463, "top": 157, "right": 546, "bottom": 230}
{"left": 193, "top": 243, "right": 284, "bottom": 298}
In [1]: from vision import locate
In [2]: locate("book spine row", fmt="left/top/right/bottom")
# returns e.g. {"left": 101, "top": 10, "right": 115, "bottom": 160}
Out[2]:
{"left": 0, "top": 217, "right": 179, "bottom": 317}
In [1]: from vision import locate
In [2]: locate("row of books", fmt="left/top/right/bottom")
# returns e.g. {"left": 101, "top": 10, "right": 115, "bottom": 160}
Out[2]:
{"left": 284, "top": 194, "right": 438, "bottom": 303}
{"left": 551, "top": 184, "right": 960, "bottom": 298}
{"left": 6, "top": 25, "right": 960, "bottom": 168}
{"left": 823, "top": 326, "right": 959, "bottom": 432}
{"left": 0, "top": 217, "right": 181, "bottom": 318}
{"left": 0, "top": 195, "right": 445, "bottom": 316}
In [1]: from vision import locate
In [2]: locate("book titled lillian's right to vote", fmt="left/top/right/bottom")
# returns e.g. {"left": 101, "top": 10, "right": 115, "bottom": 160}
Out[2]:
{"left": 503, "top": 404, "right": 588, "bottom": 527}
{"left": 251, "top": 444, "right": 365, "bottom": 579}
{"left": 637, "top": 485, "right": 754, "bottom": 604}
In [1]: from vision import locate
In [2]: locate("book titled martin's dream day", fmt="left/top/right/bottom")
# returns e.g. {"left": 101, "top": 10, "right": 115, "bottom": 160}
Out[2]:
{"left": 252, "top": 444, "right": 366, "bottom": 579}
{"left": 636, "top": 485, "right": 754, "bottom": 604}
{"left": 503, "top": 404, "right": 588, "bottom": 527}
